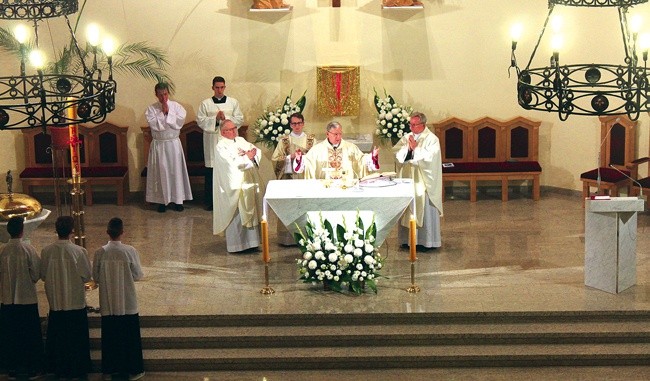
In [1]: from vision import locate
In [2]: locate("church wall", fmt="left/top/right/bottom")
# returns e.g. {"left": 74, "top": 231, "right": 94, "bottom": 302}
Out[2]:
{"left": 0, "top": 0, "right": 648, "bottom": 194}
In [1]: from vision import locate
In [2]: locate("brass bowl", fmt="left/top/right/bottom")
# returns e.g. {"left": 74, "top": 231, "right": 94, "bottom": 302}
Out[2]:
{"left": 0, "top": 193, "right": 43, "bottom": 221}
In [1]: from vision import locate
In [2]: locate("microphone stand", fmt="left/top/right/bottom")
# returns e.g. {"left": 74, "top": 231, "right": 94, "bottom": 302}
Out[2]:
{"left": 609, "top": 164, "right": 644, "bottom": 199}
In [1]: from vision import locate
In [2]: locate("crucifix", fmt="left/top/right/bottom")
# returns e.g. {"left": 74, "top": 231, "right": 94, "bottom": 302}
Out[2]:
{"left": 333, "top": 0, "right": 340, "bottom": 7}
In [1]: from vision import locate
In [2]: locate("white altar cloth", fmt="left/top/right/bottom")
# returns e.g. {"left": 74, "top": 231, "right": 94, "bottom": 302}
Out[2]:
{"left": 263, "top": 179, "right": 415, "bottom": 246}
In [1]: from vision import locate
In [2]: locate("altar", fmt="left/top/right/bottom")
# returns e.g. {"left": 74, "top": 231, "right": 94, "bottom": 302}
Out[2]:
{"left": 263, "top": 179, "right": 415, "bottom": 246}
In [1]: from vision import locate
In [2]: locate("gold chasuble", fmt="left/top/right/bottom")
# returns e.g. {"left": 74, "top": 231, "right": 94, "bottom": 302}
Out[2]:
{"left": 303, "top": 139, "right": 371, "bottom": 180}
{"left": 271, "top": 133, "right": 315, "bottom": 179}
{"left": 394, "top": 127, "right": 444, "bottom": 227}
{"left": 213, "top": 137, "right": 263, "bottom": 235}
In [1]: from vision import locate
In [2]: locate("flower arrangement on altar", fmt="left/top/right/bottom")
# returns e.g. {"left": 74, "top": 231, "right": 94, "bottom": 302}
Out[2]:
{"left": 295, "top": 212, "right": 383, "bottom": 294}
{"left": 373, "top": 88, "right": 413, "bottom": 145}
{"left": 253, "top": 90, "right": 306, "bottom": 149}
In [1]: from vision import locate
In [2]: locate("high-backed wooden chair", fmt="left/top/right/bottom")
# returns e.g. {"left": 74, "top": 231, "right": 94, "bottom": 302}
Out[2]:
{"left": 580, "top": 116, "right": 636, "bottom": 204}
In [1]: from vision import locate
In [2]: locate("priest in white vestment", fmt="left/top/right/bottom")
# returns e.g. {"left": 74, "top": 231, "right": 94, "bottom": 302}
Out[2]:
{"left": 213, "top": 120, "right": 262, "bottom": 253}
{"left": 271, "top": 112, "right": 316, "bottom": 245}
{"left": 394, "top": 112, "right": 443, "bottom": 249}
{"left": 295, "top": 121, "right": 379, "bottom": 179}
{"left": 197, "top": 76, "right": 244, "bottom": 211}
{"left": 144, "top": 82, "right": 193, "bottom": 213}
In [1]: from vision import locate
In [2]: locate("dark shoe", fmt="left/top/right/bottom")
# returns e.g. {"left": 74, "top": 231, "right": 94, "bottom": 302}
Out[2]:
{"left": 157, "top": 204, "right": 166, "bottom": 213}
{"left": 174, "top": 204, "right": 184, "bottom": 212}
{"left": 129, "top": 371, "right": 146, "bottom": 381}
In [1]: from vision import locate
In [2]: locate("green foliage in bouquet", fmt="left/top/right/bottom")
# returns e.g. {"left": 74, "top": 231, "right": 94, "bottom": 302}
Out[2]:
{"left": 373, "top": 88, "right": 413, "bottom": 145}
{"left": 295, "top": 212, "right": 382, "bottom": 295}
{"left": 253, "top": 90, "right": 307, "bottom": 149}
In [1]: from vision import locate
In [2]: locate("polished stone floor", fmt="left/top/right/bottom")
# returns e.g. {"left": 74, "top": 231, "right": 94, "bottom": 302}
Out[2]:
{"left": 14, "top": 189, "right": 649, "bottom": 317}
{"left": 4, "top": 189, "right": 649, "bottom": 380}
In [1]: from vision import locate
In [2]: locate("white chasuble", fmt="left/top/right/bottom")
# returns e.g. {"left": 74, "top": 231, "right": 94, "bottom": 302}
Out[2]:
{"left": 213, "top": 137, "right": 262, "bottom": 235}
{"left": 303, "top": 139, "right": 374, "bottom": 180}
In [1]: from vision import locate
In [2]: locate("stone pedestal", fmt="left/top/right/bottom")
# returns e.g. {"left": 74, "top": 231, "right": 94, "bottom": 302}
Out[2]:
{"left": 585, "top": 197, "right": 645, "bottom": 293}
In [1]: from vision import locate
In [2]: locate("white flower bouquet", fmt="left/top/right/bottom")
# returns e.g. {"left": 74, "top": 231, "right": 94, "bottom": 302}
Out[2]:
{"left": 253, "top": 90, "right": 306, "bottom": 149}
{"left": 373, "top": 88, "right": 413, "bottom": 145}
{"left": 295, "top": 212, "right": 383, "bottom": 294}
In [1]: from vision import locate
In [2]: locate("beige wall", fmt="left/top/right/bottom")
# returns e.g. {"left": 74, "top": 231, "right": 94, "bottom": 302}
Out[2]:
{"left": 1, "top": 0, "right": 649, "bottom": 193}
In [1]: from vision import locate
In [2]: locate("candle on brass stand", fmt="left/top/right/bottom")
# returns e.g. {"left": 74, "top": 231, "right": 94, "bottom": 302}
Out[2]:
{"left": 260, "top": 218, "right": 275, "bottom": 295}
{"left": 406, "top": 215, "right": 420, "bottom": 293}
{"left": 66, "top": 101, "right": 86, "bottom": 248}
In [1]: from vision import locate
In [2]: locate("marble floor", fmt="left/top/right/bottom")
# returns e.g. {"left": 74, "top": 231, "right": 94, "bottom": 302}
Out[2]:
{"left": 13, "top": 189, "right": 649, "bottom": 317}
{"left": 3, "top": 189, "right": 650, "bottom": 380}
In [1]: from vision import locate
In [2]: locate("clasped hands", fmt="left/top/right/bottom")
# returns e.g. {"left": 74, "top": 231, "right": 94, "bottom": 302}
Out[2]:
{"left": 238, "top": 147, "right": 257, "bottom": 161}
{"left": 407, "top": 135, "right": 418, "bottom": 150}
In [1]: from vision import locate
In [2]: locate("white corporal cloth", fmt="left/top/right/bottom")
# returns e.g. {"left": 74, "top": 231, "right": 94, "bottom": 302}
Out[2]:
{"left": 263, "top": 179, "right": 415, "bottom": 247}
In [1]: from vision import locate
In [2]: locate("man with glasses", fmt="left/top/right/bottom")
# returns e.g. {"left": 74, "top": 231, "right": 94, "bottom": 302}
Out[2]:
{"left": 394, "top": 111, "right": 443, "bottom": 250}
{"left": 197, "top": 76, "right": 244, "bottom": 211}
{"left": 271, "top": 112, "right": 316, "bottom": 244}
{"left": 212, "top": 120, "right": 262, "bottom": 253}
{"left": 296, "top": 121, "right": 379, "bottom": 180}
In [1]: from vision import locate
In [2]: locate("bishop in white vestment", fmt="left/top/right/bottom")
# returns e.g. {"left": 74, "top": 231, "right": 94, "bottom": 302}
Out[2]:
{"left": 394, "top": 112, "right": 443, "bottom": 249}
{"left": 296, "top": 121, "right": 379, "bottom": 179}
{"left": 213, "top": 120, "right": 262, "bottom": 253}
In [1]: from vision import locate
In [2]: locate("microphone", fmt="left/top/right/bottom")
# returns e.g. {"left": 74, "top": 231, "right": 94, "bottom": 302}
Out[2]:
{"left": 609, "top": 164, "right": 643, "bottom": 199}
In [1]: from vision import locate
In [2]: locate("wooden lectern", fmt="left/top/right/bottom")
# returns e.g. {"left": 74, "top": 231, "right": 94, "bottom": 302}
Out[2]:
{"left": 584, "top": 197, "right": 645, "bottom": 293}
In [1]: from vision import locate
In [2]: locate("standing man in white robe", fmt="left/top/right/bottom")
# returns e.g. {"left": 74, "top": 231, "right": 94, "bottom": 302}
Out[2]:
{"left": 213, "top": 120, "right": 262, "bottom": 253}
{"left": 295, "top": 121, "right": 380, "bottom": 179}
{"left": 145, "top": 82, "right": 193, "bottom": 213}
{"left": 271, "top": 112, "right": 316, "bottom": 245}
{"left": 197, "top": 76, "right": 244, "bottom": 211}
{"left": 394, "top": 111, "right": 443, "bottom": 250}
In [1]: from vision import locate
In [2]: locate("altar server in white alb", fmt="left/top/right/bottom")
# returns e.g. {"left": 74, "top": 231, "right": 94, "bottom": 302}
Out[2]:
{"left": 40, "top": 216, "right": 92, "bottom": 379}
{"left": 92, "top": 217, "right": 145, "bottom": 381}
{"left": 197, "top": 76, "right": 244, "bottom": 211}
{"left": 145, "top": 82, "right": 193, "bottom": 213}
{"left": 295, "top": 121, "right": 380, "bottom": 179}
{"left": 213, "top": 120, "right": 263, "bottom": 253}
{"left": 0, "top": 217, "right": 45, "bottom": 378}
{"left": 394, "top": 111, "right": 443, "bottom": 250}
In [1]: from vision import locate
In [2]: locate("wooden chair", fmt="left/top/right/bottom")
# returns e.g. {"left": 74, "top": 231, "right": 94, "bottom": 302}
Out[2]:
{"left": 580, "top": 116, "right": 636, "bottom": 204}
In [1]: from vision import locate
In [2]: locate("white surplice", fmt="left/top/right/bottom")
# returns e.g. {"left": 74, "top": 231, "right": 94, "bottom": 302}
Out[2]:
{"left": 40, "top": 239, "right": 92, "bottom": 311}
{"left": 0, "top": 238, "right": 40, "bottom": 305}
{"left": 92, "top": 240, "right": 144, "bottom": 316}
{"left": 145, "top": 100, "right": 193, "bottom": 205}
{"left": 196, "top": 96, "right": 244, "bottom": 168}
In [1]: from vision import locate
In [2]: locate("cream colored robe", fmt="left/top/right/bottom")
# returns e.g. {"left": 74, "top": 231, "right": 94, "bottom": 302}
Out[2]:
{"left": 213, "top": 137, "right": 263, "bottom": 235}
{"left": 301, "top": 139, "right": 376, "bottom": 180}
{"left": 394, "top": 127, "right": 443, "bottom": 226}
{"left": 196, "top": 96, "right": 244, "bottom": 168}
{"left": 271, "top": 132, "right": 316, "bottom": 179}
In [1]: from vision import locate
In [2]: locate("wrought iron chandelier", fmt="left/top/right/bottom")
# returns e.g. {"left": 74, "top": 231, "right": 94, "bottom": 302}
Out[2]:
{"left": 509, "top": 0, "right": 649, "bottom": 121}
{"left": 0, "top": 0, "right": 116, "bottom": 131}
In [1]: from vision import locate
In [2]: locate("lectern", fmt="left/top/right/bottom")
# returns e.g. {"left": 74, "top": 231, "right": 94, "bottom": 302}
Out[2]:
{"left": 584, "top": 197, "right": 645, "bottom": 293}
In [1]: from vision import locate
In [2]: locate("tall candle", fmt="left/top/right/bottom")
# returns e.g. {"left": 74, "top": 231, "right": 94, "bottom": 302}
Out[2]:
{"left": 66, "top": 100, "right": 81, "bottom": 179}
{"left": 261, "top": 219, "right": 270, "bottom": 263}
{"left": 409, "top": 216, "right": 417, "bottom": 262}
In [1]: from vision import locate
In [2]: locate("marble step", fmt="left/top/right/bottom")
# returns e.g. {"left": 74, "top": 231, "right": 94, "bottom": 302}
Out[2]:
{"left": 87, "top": 343, "right": 650, "bottom": 370}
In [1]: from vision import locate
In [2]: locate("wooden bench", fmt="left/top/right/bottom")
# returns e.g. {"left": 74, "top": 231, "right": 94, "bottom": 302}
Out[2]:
{"left": 433, "top": 116, "right": 542, "bottom": 202}
{"left": 19, "top": 122, "right": 129, "bottom": 205}
{"left": 141, "top": 122, "right": 249, "bottom": 187}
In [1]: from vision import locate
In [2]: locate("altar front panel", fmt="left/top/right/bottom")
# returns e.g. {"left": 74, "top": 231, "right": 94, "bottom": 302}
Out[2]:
{"left": 264, "top": 179, "right": 415, "bottom": 246}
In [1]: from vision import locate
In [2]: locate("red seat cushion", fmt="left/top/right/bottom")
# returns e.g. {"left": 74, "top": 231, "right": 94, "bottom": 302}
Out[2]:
{"left": 442, "top": 161, "right": 542, "bottom": 173}
{"left": 20, "top": 166, "right": 126, "bottom": 178}
{"left": 580, "top": 167, "right": 630, "bottom": 183}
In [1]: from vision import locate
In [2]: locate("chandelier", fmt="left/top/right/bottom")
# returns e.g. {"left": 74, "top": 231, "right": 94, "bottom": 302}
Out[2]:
{"left": 509, "top": 0, "right": 649, "bottom": 121}
{"left": 0, "top": 0, "right": 116, "bottom": 131}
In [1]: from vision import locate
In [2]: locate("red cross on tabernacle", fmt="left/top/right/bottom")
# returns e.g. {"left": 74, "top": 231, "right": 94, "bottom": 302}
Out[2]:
{"left": 333, "top": 0, "right": 340, "bottom": 7}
